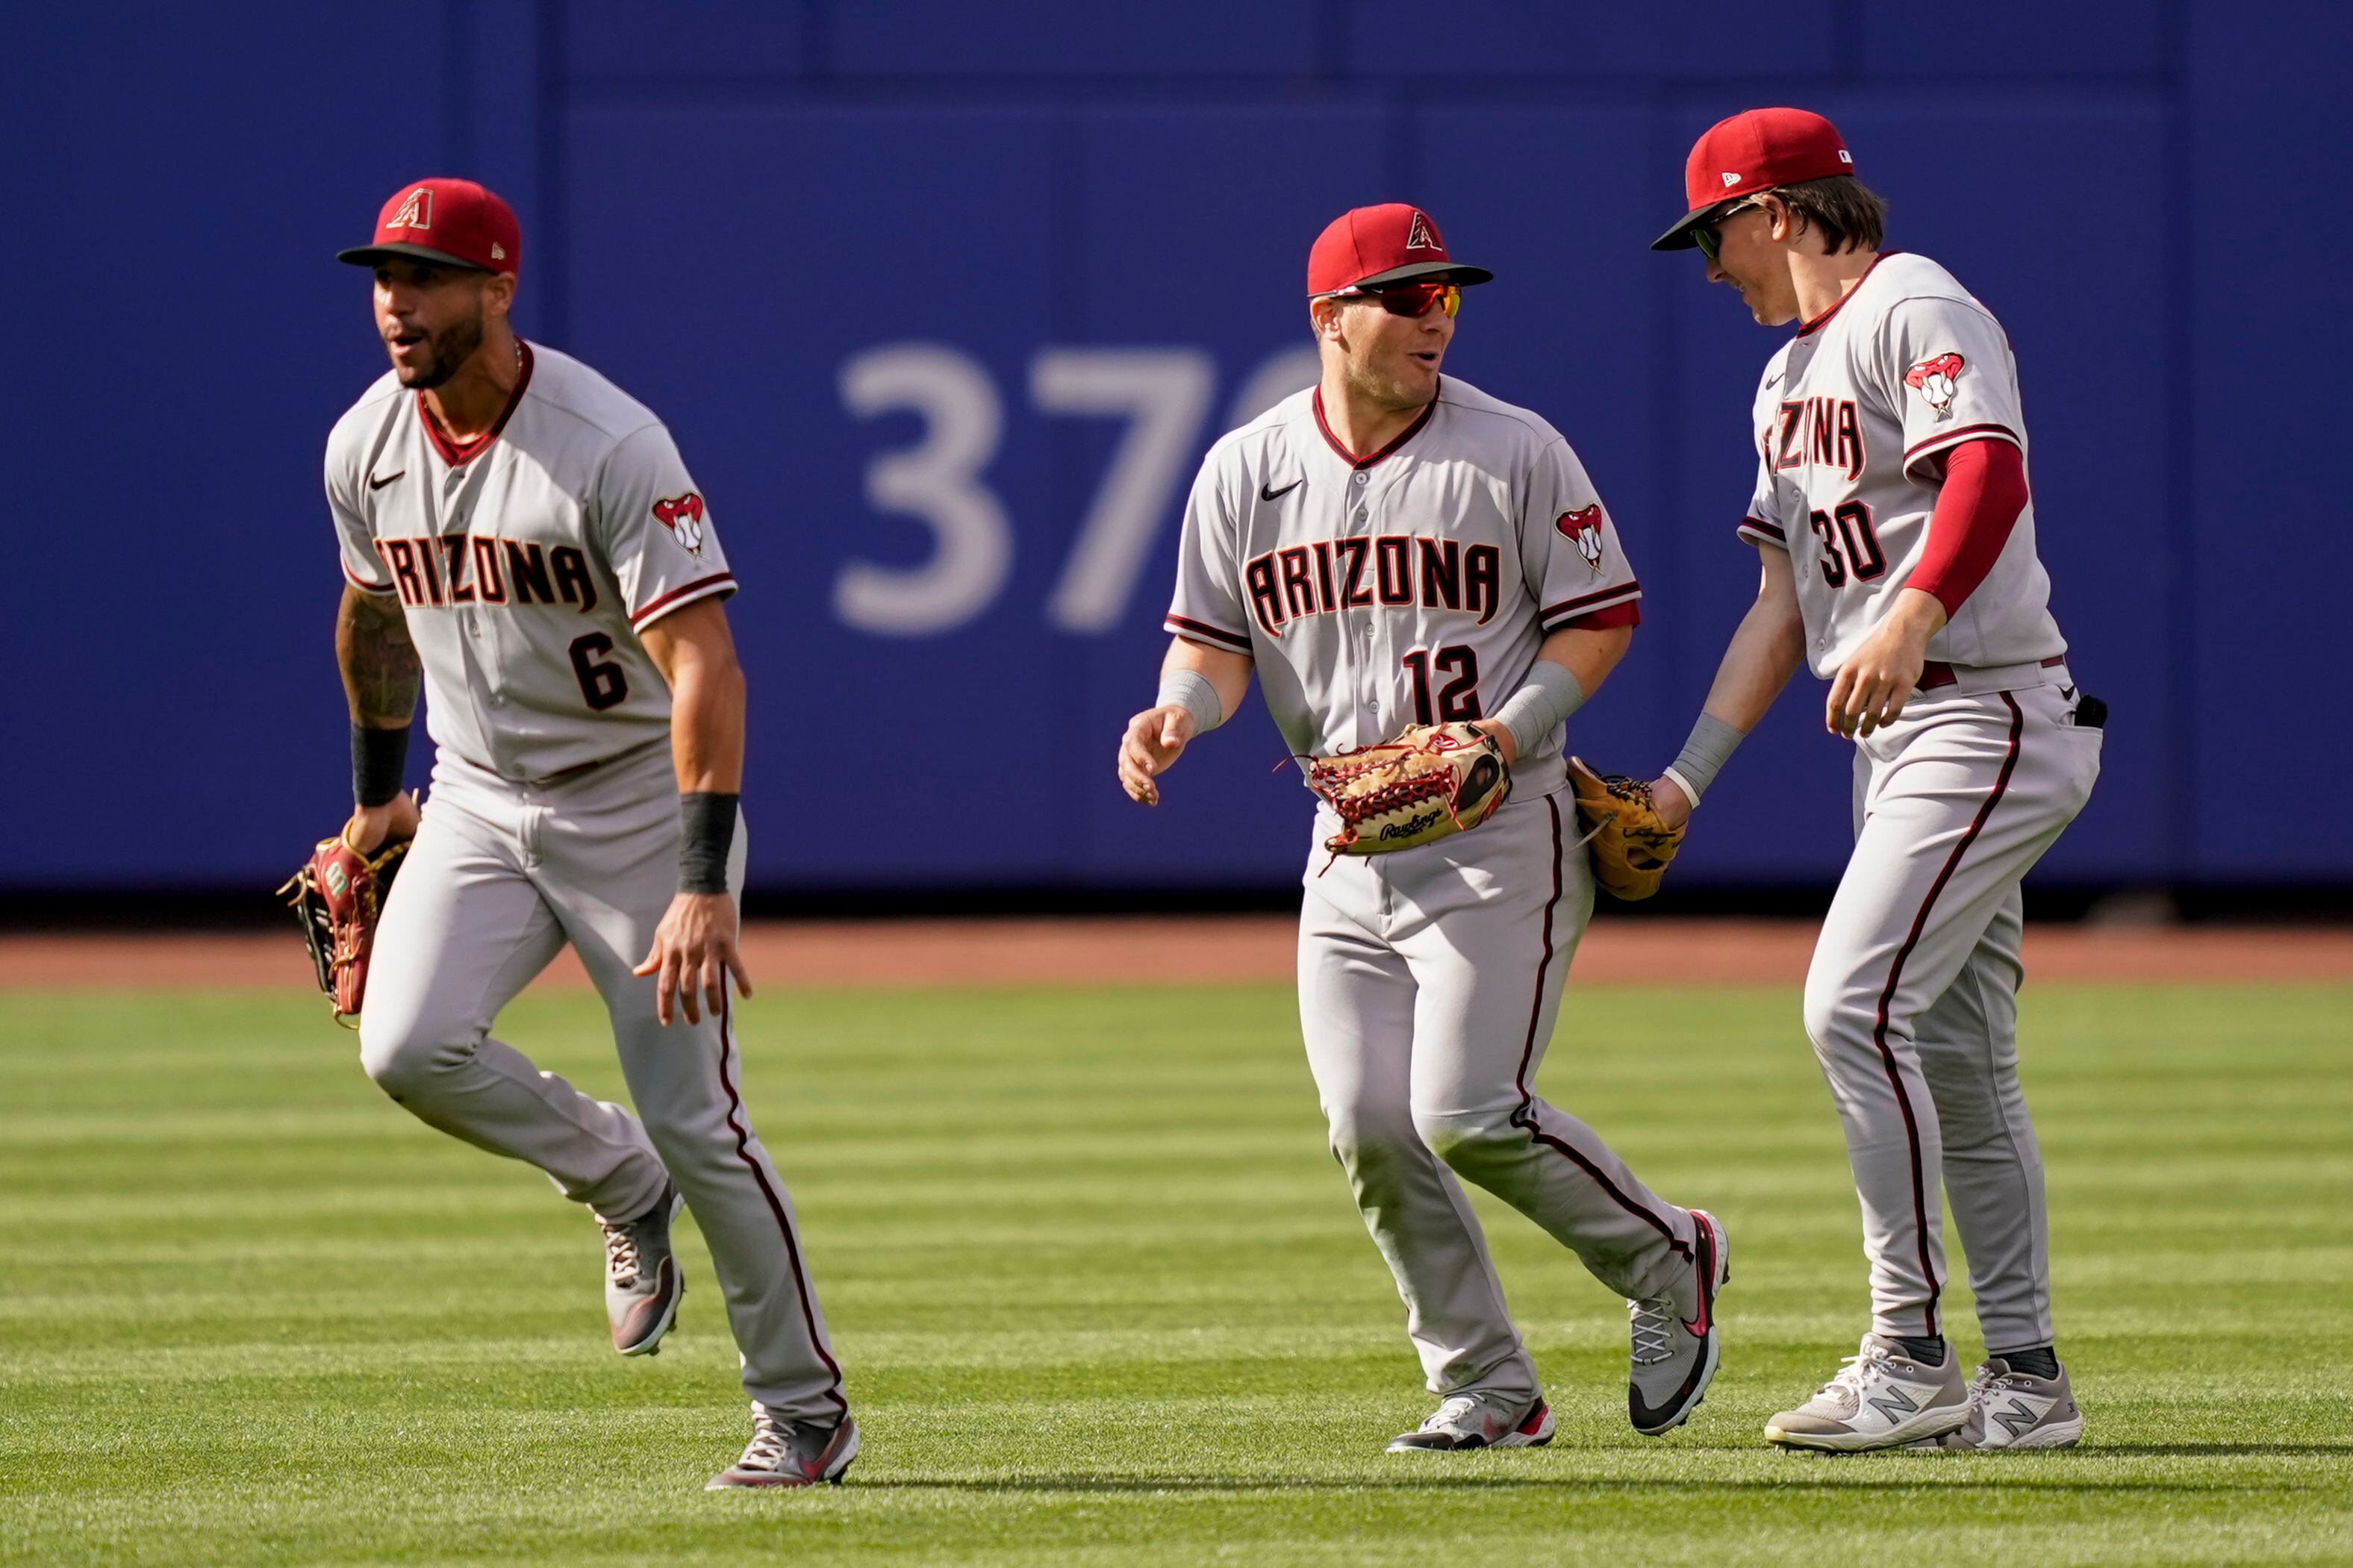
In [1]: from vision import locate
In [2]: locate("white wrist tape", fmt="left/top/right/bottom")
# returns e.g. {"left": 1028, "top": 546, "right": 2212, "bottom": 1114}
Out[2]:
{"left": 1156, "top": 669, "right": 1224, "bottom": 735}
{"left": 1492, "top": 659, "right": 1586, "bottom": 760}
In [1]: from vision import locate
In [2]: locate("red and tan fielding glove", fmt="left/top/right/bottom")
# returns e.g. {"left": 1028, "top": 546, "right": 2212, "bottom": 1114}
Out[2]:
{"left": 279, "top": 832, "right": 410, "bottom": 1026}
{"left": 1302, "top": 722, "right": 1512, "bottom": 860}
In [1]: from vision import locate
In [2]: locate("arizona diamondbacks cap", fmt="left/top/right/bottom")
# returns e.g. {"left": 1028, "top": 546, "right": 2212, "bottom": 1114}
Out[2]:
{"left": 338, "top": 178, "right": 522, "bottom": 275}
{"left": 1651, "top": 108, "right": 1856, "bottom": 252}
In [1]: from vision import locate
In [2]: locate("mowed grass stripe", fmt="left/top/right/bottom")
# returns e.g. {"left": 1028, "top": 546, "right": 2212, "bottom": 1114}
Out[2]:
{"left": 1, "top": 983, "right": 2347, "bottom": 1564}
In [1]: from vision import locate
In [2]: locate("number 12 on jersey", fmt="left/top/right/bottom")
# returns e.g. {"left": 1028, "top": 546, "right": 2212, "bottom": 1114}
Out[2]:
{"left": 1403, "top": 646, "right": 1482, "bottom": 725}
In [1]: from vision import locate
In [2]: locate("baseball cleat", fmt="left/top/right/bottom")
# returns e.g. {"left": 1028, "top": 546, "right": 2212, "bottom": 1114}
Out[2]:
{"left": 1628, "top": 1208, "right": 1730, "bottom": 1435}
{"left": 1907, "top": 1358, "right": 2085, "bottom": 1451}
{"left": 706, "top": 1410, "right": 860, "bottom": 1490}
{"left": 1765, "top": 1334, "right": 1970, "bottom": 1452}
{"left": 1386, "top": 1391, "right": 1554, "bottom": 1452}
{"left": 599, "top": 1181, "right": 685, "bottom": 1357}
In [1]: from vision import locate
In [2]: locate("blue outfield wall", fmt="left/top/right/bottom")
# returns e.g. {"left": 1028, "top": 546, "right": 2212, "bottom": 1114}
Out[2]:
{"left": 2, "top": 1, "right": 2344, "bottom": 891}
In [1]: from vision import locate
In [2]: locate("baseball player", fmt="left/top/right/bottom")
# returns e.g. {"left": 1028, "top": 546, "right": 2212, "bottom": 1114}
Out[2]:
{"left": 322, "top": 179, "right": 854, "bottom": 1489}
{"left": 1118, "top": 204, "right": 1729, "bottom": 1452}
{"left": 1639, "top": 110, "right": 2102, "bottom": 1452}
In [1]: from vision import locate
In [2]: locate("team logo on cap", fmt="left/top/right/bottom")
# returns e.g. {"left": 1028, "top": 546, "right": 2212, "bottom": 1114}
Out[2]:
{"left": 390, "top": 187, "right": 433, "bottom": 231}
{"left": 1556, "top": 505, "right": 1606, "bottom": 570}
{"left": 1904, "top": 353, "right": 1966, "bottom": 419}
{"left": 652, "top": 492, "right": 707, "bottom": 555}
{"left": 1404, "top": 210, "right": 1440, "bottom": 251}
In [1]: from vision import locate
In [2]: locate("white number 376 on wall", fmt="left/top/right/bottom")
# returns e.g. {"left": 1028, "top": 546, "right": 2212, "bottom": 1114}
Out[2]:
{"left": 834, "top": 343, "right": 1315, "bottom": 637}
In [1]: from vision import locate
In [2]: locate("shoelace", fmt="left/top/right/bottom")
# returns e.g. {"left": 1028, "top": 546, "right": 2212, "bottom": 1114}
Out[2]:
{"left": 1423, "top": 1395, "right": 1483, "bottom": 1433}
{"left": 738, "top": 1417, "right": 792, "bottom": 1472}
{"left": 602, "top": 1225, "right": 641, "bottom": 1287}
{"left": 1804, "top": 1347, "right": 1892, "bottom": 1414}
{"left": 1628, "top": 1299, "right": 1675, "bottom": 1366}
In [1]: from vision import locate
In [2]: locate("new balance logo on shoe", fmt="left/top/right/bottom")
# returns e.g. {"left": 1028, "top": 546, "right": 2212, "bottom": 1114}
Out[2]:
{"left": 1865, "top": 1384, "right": 1921, "bottom": 1425}
{"left": 1992, "top": 1399, "right": 2042, "bottom": 1440}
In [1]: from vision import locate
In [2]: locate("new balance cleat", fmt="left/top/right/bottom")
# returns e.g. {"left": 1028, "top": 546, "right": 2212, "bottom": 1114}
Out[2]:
{"left": 1909, "top": 1358, "right": 2084, "bottom": 1451}
{"left": 599, "top": 1181, "right": 685, "bottom": 1356}
{"left": 1629, "top": 1208, "right": 1730, "bottom": 1435}
{"left": 707, "top": 1409, "right": 860, "bottom": 1490}
{"left": 1386, "top": 1391, "right": 1554, "bottom": 1452}
{"left": 1765, "top": 1334, "right": 1969, "bottom": 1452}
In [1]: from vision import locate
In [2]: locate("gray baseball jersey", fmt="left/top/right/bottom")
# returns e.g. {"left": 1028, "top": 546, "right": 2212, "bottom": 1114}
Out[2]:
{"left": 1166, "top": 376, "right": 1641, "bottom": 798}
{"left": 1726, "top": 252, "right": 2101, "bottom": 1362}
{"left": 1165, "top": 376, "right": 1710, "bottom": 1411}
{"left": 328, "top": 342, "right": 738, "bottom": 782}
{"left": 323, "top": 343, "right": 844, "bottom": 1425}
{"left": 1736, "top": 252, "right": 2064, "bottom": 678}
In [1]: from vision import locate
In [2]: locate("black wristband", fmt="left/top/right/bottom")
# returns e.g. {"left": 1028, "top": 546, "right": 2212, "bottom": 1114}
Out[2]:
{"left": 352, "top": 724, "right": 411, "bottom": 808}
{"left": 679, "top": 792, "right": 739, "bottom": 895}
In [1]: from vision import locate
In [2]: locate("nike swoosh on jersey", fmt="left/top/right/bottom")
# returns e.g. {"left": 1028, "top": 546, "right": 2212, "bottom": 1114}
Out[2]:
{"left": 369, "top": 469, "right": 406, "bottom": 490}
{"left": 1259, "top": 478, "right": 1303, "bottom": 502}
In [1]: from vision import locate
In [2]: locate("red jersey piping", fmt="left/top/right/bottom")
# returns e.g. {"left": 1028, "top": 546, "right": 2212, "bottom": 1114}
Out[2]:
{"left": 1795, "top": 252, "right": 1896, "bottom": 339}
{"left": 1312, "top": 384, "right": 1439, "bottom": 470}
{"left": 419, "top": 340, "right": 535, "bottom": 467}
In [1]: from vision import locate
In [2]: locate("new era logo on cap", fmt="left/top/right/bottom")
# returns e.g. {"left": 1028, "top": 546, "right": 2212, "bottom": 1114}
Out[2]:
{"left": 1721, "top": 172, "right": 1742, "bottom": 187}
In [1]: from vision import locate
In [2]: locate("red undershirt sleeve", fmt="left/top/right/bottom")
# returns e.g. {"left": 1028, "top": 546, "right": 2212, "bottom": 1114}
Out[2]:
{"left": 1907, "top": 437, "right": 2028, "bottom": 617}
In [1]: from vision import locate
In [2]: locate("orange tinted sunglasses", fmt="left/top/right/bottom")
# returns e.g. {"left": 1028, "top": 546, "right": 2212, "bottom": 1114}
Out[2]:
{"left": 1329, "top": 280, "right": 1462, "bottom": 318}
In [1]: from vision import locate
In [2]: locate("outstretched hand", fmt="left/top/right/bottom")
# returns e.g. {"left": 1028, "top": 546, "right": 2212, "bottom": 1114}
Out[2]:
{"left": 1116, "top": 705, "right": 1195, "bottom": 806}
{"left": 634, "top": 892, "right": 753, "bottom": 1026}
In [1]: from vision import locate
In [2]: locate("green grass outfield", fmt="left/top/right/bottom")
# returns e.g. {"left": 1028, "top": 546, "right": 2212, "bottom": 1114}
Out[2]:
{"left": 2, "top": 979, "right": 2348, "bottom": 1565}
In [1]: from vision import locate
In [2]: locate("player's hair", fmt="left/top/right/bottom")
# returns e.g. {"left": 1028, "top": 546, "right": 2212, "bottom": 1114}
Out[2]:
{"left": 1768, "top": 176, "right": 1887, "bottom": 254}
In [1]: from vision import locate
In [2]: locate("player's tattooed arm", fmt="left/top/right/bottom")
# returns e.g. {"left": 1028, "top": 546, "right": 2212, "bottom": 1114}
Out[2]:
{"left": 634, "top": 598, "right": 752, "bottom": 1026}
{"left": 1118, "top": 637, "right": 1253, "bottom": 806}
{"left": 336, "top": 584, "right": 421, "bottom": 727}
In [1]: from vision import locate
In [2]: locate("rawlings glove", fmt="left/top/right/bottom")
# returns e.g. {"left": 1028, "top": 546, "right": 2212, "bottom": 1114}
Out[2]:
{"left": 1303, "top": 722, "right": 1511, "bottom": 859}
{"left": 1568, "top": 757, "right": 1685, "bottom": 901}
{"left": 278, "top": 831, "right": 410, "bottom": 1026}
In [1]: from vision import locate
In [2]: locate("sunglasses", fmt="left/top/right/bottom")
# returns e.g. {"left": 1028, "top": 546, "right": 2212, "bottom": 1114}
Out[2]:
{"left": 1325, "top": 280, "right": 1462, "bottom": 319}
{"left": 1692, "top": 198, "right": 1765, "bottom": 263}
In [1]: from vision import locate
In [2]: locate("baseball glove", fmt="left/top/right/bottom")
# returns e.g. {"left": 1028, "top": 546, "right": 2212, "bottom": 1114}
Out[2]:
{"left": 278, "top": 831, "right": 410, "bottom": 1027}
{"left": 1303, "top": 722, "right": 1512, "bottom": 859}
{"left": 1568, "top": 757, "right": 1685, "bottom": 901}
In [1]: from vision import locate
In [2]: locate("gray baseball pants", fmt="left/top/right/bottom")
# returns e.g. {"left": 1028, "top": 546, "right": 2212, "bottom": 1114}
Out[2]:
{"left": 1298, "top": 785, "right": 1702, "bottom": 1405}
{"left": 1804, "top": 669, "right": 2101, "bottom": 1353}
{"left": 357, "top": 742, "right": 847, "bottom": 1422}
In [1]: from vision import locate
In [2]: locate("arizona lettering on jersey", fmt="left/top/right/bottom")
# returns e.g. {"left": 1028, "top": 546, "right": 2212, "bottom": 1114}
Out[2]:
{"left": 1168, "top": 376, "right": 1639, "bottom": 799}
{"left": 325, "top": 343, "right": 738, "bottom": 781}
{"left": 1736, "top": 253, "right": 2064, "bottom": 676}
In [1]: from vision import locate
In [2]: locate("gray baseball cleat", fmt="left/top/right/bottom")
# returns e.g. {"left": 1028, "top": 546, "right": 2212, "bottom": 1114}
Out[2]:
{"left": 707, "top": 1408, "right": 861, "bottom": 1490}
{"left": 1386, "top": 1390, "right": 1555, "bottom": 1452}
{"left": 599, "top": 1181, "right": 685, "bottom": 1357}
{"left": 1628, "top": 1208, "right": 1730, "bottom": 1435}
{"left": 1765, "top": 1334, "right": 1970, "bottom": 1452}
{"left": 1908, "top": 1358, "right": 2085, "bottom": 1451}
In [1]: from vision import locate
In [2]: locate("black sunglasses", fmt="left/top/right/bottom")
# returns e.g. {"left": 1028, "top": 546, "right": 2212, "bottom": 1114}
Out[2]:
{"left": 1692, "top": 198, "right": 1766, "bottom": 262}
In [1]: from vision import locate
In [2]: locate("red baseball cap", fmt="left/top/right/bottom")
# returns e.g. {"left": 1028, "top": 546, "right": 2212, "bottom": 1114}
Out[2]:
{"left": 1308, "top": 203, "right": 1492, "bottom": 296}
{"left": 338, "top": 178, "right": 522, "bottom": 275}
{"left": 1650, "top": 108, "right": 1856, "bottom": 252}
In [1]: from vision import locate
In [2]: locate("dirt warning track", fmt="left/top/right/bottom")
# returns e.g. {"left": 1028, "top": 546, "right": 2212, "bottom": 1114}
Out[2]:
{"left": 0, "top": 917, "right": 2344, "bottom": 991}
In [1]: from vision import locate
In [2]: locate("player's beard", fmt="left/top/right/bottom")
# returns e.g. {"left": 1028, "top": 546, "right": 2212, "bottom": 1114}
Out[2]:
{"left": 1341, "top": 346, "right": 1437, "bottom": 413}
{"left": 396, "top": 307, "right": 487, "bottom": 390}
